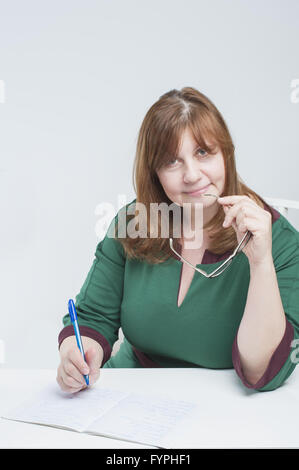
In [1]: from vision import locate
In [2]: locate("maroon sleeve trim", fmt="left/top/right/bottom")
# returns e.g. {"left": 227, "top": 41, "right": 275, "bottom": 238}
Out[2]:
{"left": 132, "top": 347, "right": 162, "bottom": 368}
{"left": 232, "top": 318, "right": 294, "bottom": 389}
{"left": 58, "top": 325, "right": 112, "bottom": 366}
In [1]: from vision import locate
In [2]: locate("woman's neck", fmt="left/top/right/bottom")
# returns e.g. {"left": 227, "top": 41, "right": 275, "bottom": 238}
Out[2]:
{"left": 180, "top": 204, "right": 215, "bottom": 250}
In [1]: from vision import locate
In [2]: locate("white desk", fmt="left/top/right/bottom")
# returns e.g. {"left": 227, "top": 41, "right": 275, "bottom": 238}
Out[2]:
{"left": 1, "top": 367, "right": 299, "bottom": 448}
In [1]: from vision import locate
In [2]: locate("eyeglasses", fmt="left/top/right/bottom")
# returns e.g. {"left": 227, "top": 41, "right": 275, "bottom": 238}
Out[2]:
{"left": 168, "top": 193, "right": 252, "bottom": 278}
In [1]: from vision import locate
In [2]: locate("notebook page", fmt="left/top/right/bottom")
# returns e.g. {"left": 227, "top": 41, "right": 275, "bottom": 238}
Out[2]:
{"left": 3, "top": 384, "right": 130, "bottom": 432}
{"left": 87, "top": 392, "right": 198, "bottom": 448}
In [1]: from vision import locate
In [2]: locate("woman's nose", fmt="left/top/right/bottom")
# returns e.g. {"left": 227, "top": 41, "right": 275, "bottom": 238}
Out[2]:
{"left": 183, "top": 161, "right": 203, "bottom": 183}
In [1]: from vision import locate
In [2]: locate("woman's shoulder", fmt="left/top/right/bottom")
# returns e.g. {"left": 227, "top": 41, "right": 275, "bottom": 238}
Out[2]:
{"left": 268, "top": 204, "right": 299, "bottom": 240}
{"left": 98, "top": 198, "right": 138, "bottom": 263}
{"left": 266, "top": 203, "right": 299, "bottom": 264}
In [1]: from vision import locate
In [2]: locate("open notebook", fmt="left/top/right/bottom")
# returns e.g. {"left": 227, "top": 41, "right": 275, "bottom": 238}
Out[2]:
{"left": 2, "top": 383, "right": 198, "bottom": 448}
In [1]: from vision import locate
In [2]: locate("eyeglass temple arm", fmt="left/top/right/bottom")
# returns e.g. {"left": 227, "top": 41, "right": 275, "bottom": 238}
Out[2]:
{"left": 169, "top": 230, "right": 251, "bottom": 278}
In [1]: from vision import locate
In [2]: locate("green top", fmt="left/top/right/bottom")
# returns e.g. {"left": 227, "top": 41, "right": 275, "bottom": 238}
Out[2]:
{"left": 59, "top": 199, "right": 299, "bottom": 392}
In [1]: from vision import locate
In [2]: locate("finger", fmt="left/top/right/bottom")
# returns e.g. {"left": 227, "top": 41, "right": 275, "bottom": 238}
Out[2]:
{"left": 60, "top": 365, "right": 86, "bottom": 390}
{"left": 236, "top": 214, "right": 264, "bottom": 234}
{"left": 235, "top": 206, "right": 251, "bottom": 228}
{"left": 218, "top": 195, "right": 251, "bottom": 205}
{"left": 56, "top": 367, "right": 86, "bottom": 394}
{"left": 63, "top": 360, "right": 87, "bottom": 386}
{"left": 60, "top": 379, "right": 85, "bottom": 394}
{"left": 68, "top": 348, "right": 90, "bottom": 376}
{"left": 223, "top": 203, "right": 258, "bottom": 228}
{"left": 85, "top": 348, "right": 100, "bottom": 385}
{"left": 222, "top": 202, "right": 242, "bottom": 227}
{"left": 57, "top": 374, "right": 80, "bottom": 393}
{"left": 235, "top": 217, "right": 248, "bottom": 234}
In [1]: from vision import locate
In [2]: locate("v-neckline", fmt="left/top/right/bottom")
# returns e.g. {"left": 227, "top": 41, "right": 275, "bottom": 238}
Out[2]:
{"left": 173, "top": 240, "right": 230, "bottom": 310}
{"left": 177, "top": 262, "right": 197, "bottom": 308}
{"left": 175, "top": 241, "right": 209, "bottom": 309}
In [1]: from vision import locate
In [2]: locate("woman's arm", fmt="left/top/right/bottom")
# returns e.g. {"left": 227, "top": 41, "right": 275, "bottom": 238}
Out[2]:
{"left": 218, "top": 195, "right": 291, "bottom": 387}
{"left": 236, "top": 256, "right": 287, "bottom": 385}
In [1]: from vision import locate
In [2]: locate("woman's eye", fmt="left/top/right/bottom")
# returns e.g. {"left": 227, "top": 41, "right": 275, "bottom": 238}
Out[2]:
{"left": 166, "top": 149, "right": 208, "bottom": 167}
{"left": 197, "top": 148, "right": 208, "bottom": 157}
{"left": 166, "top": 158, "right": 178, "bottom": 166}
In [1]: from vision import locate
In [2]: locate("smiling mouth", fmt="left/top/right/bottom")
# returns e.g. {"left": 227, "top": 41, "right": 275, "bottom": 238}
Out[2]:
{"left": 185, "top": 184, "right": 211, "bottom": 196}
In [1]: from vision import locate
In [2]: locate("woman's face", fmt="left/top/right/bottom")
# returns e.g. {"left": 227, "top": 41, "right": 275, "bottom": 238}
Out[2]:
{"left": 156, "top": 127, "right": 226, "bottom": 219}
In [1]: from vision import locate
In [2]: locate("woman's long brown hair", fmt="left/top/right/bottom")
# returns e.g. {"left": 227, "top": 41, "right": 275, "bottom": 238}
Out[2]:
{"left": 114, "top": 87, "right": 270, "bottom": 264}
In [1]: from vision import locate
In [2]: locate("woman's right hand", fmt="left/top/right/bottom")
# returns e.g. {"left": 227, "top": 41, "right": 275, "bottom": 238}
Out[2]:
{"left": 57, "top": 335, "right": 104, "bottom": 393}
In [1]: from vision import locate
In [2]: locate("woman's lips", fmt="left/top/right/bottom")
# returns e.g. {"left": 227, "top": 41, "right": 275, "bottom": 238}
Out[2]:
{"left": 186, "top": 184, "right": 211, "bottom": 196}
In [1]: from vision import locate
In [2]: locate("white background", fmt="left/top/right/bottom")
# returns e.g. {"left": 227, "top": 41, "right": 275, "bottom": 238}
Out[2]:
{"left": 0, "top": 0, "right": 298, "bottom": 368}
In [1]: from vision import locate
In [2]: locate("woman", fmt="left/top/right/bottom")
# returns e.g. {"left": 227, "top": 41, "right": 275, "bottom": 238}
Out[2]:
{"left": 57, "top": 87, "right": 299, "bottom": 393}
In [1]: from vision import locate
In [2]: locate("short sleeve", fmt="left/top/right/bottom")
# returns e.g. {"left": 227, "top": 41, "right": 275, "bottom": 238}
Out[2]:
{"left": 232, "top": 224, "right": 299, "bottom": 391}
{"left": 58, "top": 210, "right": 126, "bottom": 366}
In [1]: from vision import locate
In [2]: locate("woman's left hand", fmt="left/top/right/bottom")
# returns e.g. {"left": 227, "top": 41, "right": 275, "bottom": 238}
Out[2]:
{"left": 217, "top": 195, "right": 273, "bottom": 267}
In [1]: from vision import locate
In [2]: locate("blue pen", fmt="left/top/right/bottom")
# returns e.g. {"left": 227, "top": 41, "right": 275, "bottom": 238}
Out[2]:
{"left": 68, "top": 299, "right": 89, "bottom": 386}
